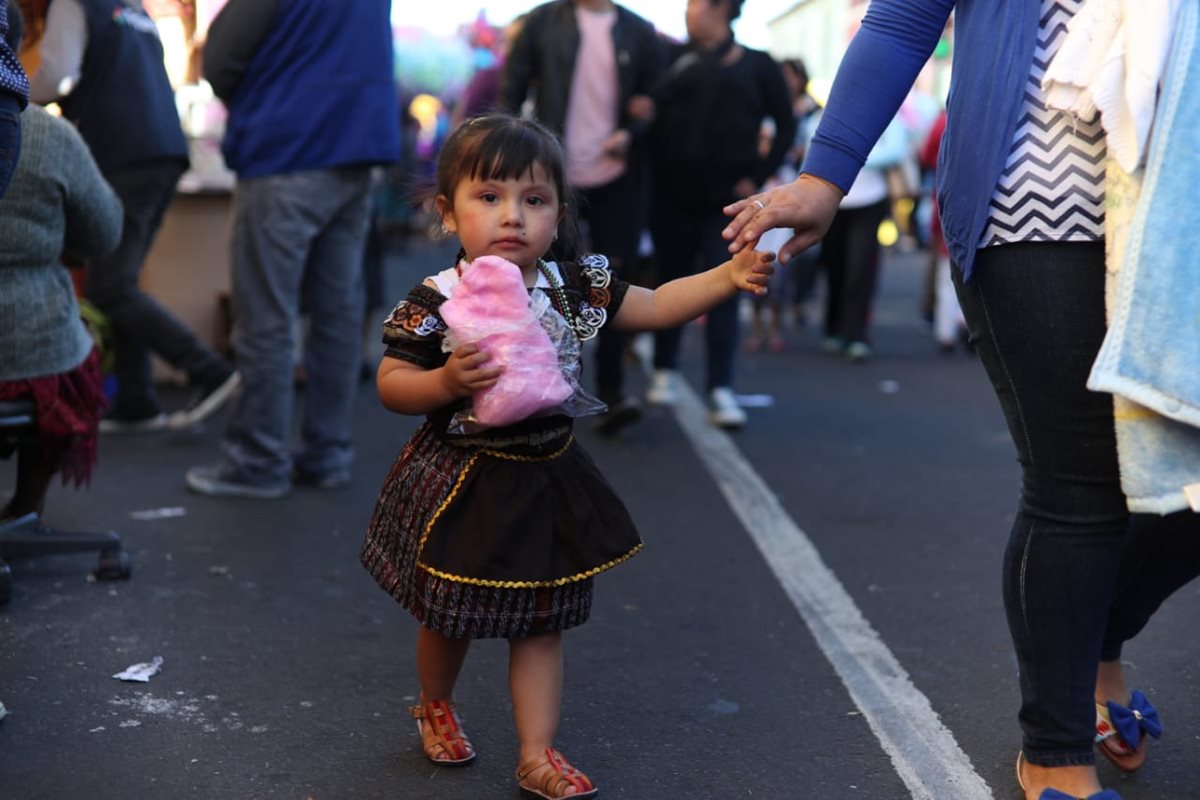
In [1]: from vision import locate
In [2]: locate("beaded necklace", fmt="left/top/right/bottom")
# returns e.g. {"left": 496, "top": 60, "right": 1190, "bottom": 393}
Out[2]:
{"left": 535, "top": 259, "right": 575, "bottom": 330}
{"left": 454, "top": 254, "right": 575, "bottom": 329}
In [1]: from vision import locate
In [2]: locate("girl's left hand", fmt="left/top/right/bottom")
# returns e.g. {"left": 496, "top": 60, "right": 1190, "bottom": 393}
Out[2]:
{"left": 729, "top": 248, "right": 776, "bottom": 296}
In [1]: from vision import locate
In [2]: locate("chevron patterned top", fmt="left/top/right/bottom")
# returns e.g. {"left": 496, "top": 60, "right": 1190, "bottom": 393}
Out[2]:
{"left": 980, "top": 0, "right": 1106, "bottom": 248}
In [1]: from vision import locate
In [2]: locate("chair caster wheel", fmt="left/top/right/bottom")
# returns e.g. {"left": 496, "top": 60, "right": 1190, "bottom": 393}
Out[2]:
{"left": 95, "top": 548, "right": 132, "bottom": 581}
{"left": 0, "top": 561, "right": 11, "bottom": 606}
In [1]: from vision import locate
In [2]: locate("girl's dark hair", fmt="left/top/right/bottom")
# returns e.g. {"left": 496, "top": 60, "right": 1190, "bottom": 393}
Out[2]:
{"left": 435, "top": 114, "right": 579, "bottom": 258}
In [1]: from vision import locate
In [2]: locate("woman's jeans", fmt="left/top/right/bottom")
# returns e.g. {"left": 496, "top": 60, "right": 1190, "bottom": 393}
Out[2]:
{"left": 955, "top": 241, "right": 1200, "bottom": 766}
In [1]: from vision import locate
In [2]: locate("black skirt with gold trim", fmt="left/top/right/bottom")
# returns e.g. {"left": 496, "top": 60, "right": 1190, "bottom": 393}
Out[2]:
{"left": 361, "top": 415, "right": 643, "bottom": 639}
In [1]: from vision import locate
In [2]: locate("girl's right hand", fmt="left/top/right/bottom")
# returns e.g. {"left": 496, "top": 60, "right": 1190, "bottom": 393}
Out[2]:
{"left": 441, "top": 343, "right": 503, "bottom": 397}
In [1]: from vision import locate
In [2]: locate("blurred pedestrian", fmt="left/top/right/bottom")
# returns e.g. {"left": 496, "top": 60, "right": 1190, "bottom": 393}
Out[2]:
{"left": 362, "top": 114, "right": 772, "bottom": 800}
{"left": 724, "top": 1, "right": 1200, "bottom": 798}
{"left": 500, "top": 0, "right": 663, "bottom": 438}
{"left": 645, "top": 0, "right": 795, "bottom": 428}
{"left": 0, "top": 0, "right": 28, "bottom": 198}
{"left": 816, "top": 115, "right": 908, "bottom": 363}
{"left": 30, "top": 0, "right": 239, "bottom": 433}
{"left": 187, "top": 0, "right": 399, "bottom": 498}
{"left": 0, "top": 0, "right": 121, "bottom": 521}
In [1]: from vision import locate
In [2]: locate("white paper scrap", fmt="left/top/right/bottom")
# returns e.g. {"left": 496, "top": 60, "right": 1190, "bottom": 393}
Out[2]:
{"left": 0, "top": 700, "right": 7, "bottom": 721}
{"left": 130, "top": 507, "right": 187, "bottom": 521}
{"left": 113, "top": 656, "right": 164, "bottom": 683}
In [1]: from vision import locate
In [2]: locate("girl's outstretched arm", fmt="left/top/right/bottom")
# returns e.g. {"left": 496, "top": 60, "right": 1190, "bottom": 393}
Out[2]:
{"left": 613, "top": 246, "right": 775, "bottom": 331}
{"left": 377, "top": 344, "right": 503, "bottom": 415}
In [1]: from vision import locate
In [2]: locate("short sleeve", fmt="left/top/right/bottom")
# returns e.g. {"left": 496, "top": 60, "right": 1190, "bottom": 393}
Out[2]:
{"left": 381, "top": 284, "right": 449, "bottom": 369}
{"left": 563, "top": 254, "right": 630, "bottom": 341}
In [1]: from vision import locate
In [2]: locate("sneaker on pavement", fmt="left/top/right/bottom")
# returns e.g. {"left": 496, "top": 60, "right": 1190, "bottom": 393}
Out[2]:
{"left": 594, "top": 396, "right": 642, "bottom": 438}
{"left": 98, "top": 411, "right": 169, "bottom": 434}
{"left": 844, "top": 341, "right": 872, "bottom": 363}
{"left": 645, "top": 369, "right": 679, "bottom": 407}
{"left": 185, "top": 464, "right": 290, "bottom": 499}
{"left": 708, "top": 387, "right": 747, "bottom": 429}
{"left": 168, "top": 371, "right": 242, "bottom": 430}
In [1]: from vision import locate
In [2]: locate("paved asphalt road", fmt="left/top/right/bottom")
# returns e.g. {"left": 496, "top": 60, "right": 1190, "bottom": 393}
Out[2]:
{"left": 2, "top": 237, "right": 1198, "bottom": 800}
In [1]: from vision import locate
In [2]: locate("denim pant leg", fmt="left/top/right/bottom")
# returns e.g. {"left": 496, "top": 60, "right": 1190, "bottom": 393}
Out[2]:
{"left": 87, "top": 160, "right": 226, "bottom": 417}
{"left": 221, "top": 167, "right": 371, "bottom": 485}
{"left": 1100, "top": 510, "right": 1200, "bottom": 660}
{"left": 954, "top": 241, "right": 1127, "bottom": 766}
{"left": 697, "top": 210, "right": 740, "bottom": 390}
{"left": 295, "top": 173, "right": 372, "bottom": 478}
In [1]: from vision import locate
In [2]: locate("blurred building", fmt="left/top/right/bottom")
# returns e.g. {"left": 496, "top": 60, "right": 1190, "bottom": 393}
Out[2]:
{"left": 767, "top": 0, "right": 952, "bottom": 102}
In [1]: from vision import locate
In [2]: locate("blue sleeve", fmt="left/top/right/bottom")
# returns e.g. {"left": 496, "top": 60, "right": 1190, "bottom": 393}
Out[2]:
{"left": 801, "top": 0, "right": 952, "bottom": 192}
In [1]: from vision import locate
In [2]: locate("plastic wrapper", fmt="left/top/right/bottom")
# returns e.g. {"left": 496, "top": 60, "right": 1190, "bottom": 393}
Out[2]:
{"left": 441, "top": 256, "right": 605, "bottom": 433}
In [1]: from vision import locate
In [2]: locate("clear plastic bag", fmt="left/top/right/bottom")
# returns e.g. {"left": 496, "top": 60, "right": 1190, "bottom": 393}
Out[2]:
{"left": 442, "top": 274, "right": 606, "bottom": 434}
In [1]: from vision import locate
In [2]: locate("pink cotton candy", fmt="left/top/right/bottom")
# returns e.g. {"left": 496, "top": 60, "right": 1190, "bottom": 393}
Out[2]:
{"left": 440, "top": 256, "right": 573, "bottom": 427}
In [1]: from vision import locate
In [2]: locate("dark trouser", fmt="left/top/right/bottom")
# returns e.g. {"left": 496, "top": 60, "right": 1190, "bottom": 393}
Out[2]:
{"left": 648, "top": 203, "right": 738, "bottom": 391}
{"left": 576, "top": 169, "right": 644, "bottom": 404}
{"left": 86, "top": 159, "right": 229, "bottom": 417}
{"left": 954, "top": 241, "right": 1200, "bottom": 767}
{"left": 821, "top": 198, "right": 889, "bottom": 345}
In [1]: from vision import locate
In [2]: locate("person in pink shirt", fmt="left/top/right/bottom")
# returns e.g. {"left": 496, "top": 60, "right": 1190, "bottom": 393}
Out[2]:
{"left": 500, "top": 0, "right": 663, "bottom": 438}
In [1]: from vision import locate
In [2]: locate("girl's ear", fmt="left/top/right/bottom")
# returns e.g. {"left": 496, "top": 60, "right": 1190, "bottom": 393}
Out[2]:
{"left": 435, "top": 194, "right": 457, "bottom": 234}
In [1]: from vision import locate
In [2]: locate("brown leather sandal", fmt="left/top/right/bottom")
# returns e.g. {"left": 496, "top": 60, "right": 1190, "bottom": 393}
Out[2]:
{"left": 516, "top": 747, "right": 598, "bottom": 799}
{"left": 410, "top": 698, "right": 476, "bottom": 766}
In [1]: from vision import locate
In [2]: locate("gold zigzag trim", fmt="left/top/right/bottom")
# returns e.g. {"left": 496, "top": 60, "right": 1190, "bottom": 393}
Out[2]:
{"left": 416, "top": 434, "right": 640, "bottom": 588}
{"left": 481, "top": 434, "right": 574, "bottom": 462}
{"left": 419, "top": 542, "right": 644, "bottom": 589}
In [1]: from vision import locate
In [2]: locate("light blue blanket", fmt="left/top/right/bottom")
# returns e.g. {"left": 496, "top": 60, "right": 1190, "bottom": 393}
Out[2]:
{"left": 1088, "top": 1, "right": 1200, "bottom": 513}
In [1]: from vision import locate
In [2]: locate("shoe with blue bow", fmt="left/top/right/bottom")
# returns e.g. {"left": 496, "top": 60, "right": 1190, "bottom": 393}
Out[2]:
{"left": 1095, "top": 689, "right": 1162, "bottom": 772}
{"left": 1016, "top": 752, "right": 1123, "bottom": 800}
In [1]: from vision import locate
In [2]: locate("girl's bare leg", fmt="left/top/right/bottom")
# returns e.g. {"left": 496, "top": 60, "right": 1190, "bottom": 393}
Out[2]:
{"left": 509, "top": 631, "right": 563, "bottom": 764}
{"left": 416, "top": 626, "right": 471, "bottom": 701}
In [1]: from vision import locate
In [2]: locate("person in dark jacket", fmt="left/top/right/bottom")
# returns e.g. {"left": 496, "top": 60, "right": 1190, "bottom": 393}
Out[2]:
{"left": 31, "top": 0, "right": 238, "bottom": 433}
{"left": 499, "top": 0, "right": 663, "bottom": 438}
{"left": 187, "top": 0, "right": 399, "bottom": 499}
{"left": 645, "top": 0, "right": 795, "bottom": 429}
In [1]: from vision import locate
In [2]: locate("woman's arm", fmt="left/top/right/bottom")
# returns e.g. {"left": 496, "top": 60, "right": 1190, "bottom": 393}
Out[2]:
{"left": 723, "top": 0, "right": 952, "bottom": 261}
{"left": 613, "top": 246, "right": 774, "bottom": 331}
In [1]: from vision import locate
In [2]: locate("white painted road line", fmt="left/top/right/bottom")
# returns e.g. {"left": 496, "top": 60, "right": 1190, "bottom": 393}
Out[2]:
{"left": 668, "top": 377, "right": 994, "bottom": 799}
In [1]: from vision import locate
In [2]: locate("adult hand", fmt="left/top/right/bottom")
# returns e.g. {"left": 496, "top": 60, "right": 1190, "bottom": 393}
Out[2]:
{"left": 722, "top": 173, "right": 844, "bottom": 263}
{"left": 441, "top": 343, "right": 503, "bottom": 397}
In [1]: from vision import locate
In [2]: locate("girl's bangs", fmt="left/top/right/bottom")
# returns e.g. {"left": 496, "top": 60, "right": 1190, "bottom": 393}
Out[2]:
{"left": 465, "top": 126, "right": 559, "bottom": 184}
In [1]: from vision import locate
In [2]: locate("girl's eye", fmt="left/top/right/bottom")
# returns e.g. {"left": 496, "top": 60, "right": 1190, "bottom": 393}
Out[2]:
{"left": 527, "top": 196, "right": 546, "bottom": 206}
{"left": 481, "top": 192, "right": 498, "bottom": 202}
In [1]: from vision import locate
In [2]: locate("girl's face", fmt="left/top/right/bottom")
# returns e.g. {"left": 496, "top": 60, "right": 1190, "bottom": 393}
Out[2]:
{"left": 438, "top": 163, "right": 562, "bottom": 274}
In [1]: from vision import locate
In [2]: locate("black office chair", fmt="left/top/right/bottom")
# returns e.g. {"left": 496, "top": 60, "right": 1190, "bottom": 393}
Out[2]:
{"left": 0, "top": 397, "right": 131, "bottom": 606}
